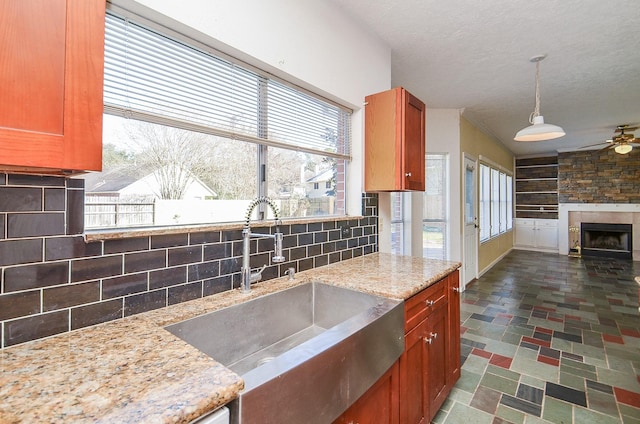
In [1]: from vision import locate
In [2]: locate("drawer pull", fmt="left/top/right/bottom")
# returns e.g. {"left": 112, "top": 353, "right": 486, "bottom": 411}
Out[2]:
{"left": 425, "top": 300, "right": 435, "bottom": 306}
{"left": 424, "top": 336, "right": 432, "bottom": 345}
{"left": 405, "top": 172, "right": 412, "bottom": 177}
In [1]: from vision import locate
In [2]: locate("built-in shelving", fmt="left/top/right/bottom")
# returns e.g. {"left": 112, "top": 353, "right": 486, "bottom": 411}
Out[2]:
{"left": 515, "top": 156, "right": 558, "bottom": 219}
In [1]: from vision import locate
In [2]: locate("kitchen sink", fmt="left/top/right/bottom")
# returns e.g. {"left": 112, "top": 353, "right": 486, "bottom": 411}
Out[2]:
{"left": 165, "top": 281, "right": 404, "bottom": 424}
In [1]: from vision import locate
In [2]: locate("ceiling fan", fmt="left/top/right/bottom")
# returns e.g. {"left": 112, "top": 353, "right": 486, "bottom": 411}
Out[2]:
{"left": 581, "top": 125, "right": 640, "bottom": 154}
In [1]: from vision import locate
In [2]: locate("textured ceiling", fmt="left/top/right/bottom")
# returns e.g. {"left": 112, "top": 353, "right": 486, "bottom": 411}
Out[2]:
{"left": 330, "top": 0, "right": 640, "bottom": 156}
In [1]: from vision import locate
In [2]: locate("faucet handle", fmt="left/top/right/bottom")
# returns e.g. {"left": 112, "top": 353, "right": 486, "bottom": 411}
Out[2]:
{"left": 249, "top": 264, "right": 267, "bottom": 284}
{"left": 284, "top": 267, "right": 295, "bottom": 281}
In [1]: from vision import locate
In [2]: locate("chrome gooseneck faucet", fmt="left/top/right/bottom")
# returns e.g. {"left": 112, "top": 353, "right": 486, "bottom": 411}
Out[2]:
{"left": 241, "top": 197, "right": 285, "bottom": 293}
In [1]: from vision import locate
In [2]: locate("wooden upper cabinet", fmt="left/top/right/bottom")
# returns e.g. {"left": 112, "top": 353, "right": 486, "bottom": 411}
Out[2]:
{"left": 364, "top": 87, "right": 426, "bottom": 191}
{"left": 0, "top": 0, "right": 105, "bottom": 174}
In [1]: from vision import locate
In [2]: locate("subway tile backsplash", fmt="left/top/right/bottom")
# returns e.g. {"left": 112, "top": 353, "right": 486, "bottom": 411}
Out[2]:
{"left": 0, "top": 173, "right": 378, "bottom": 348}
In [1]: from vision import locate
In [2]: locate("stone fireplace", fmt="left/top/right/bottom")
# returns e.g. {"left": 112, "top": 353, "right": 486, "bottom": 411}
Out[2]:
{"left": 558, "top": 203, "right": 640, "bottom": 261}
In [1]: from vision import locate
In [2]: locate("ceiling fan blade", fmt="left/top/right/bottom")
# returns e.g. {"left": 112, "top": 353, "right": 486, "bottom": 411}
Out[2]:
{"left": 579, "top": 142, "right": 609, "bottom": 149}
{"left": 598, "top": 144, "right": 615, "bottom": 152}
{"left": 615, "top": 125, "right": 639, "bottom": 132}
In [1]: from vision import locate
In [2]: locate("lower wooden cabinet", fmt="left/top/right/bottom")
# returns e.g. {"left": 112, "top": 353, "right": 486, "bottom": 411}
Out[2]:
{"left": 425, "top": 303, "right": 449, "bottom": 416}
{"left": 333, "top": 362, "right": 399, "bottom": 424}
{"left": 448, "top": 271, "right": 461, "bottom": 383}
{"left": 400, "top": 275, "right": 452, "bottom": 423}
{"left": 399, "top": 317, "right": 429, "bottom": 424}
{"left": 334, "top": 270, "right": 461, "bottom": 424}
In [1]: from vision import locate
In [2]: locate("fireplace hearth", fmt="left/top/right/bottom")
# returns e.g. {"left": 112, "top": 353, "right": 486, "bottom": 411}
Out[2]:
{"left": 581, "top": 223, "right": 633, "bottom": 259}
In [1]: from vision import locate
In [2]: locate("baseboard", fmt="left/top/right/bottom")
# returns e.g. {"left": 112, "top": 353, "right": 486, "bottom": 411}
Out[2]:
{"left": 512, "top": 246, "right": 559, "bottom": 254}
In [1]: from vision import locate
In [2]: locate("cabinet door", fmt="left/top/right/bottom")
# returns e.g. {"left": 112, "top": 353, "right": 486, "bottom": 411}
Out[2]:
{"left": 514, "top": 219, "right": 536, "bottom": 247}
{"left": 399, "top": 318, "right": 429, "bottom": 424}
{"left": 426, "top": 304, "right": 449, "bottom": 420}
{"left": 447, "top": 271, "right": 461, "bottom": 384}
{"left": 536, "top": 221, "right": 558, "bottom": 250}
{"left": 364, "top": 87, "right": 425, "bottom": 192}
{"left": 333, "top": 362, "right": 399, "bottom": 424}
{"left": 0, "top": 0, "right": 105, "bottom": 173}
{"left": 401, "top": 90, "right": 425, "bottom": 191}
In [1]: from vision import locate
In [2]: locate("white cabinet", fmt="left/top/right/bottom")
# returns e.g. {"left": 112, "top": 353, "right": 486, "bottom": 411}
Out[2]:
{"left": 514, "top": 218, "right": 558, "bottom": 252}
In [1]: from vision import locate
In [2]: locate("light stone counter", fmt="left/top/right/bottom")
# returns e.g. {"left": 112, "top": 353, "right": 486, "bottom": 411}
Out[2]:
{"left": 0, "top": 253, "right": 460, "bottom": 423}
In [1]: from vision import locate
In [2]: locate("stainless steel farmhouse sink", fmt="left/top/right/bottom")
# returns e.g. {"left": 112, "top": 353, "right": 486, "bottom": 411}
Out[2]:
{"left": 165, "top": 281, "right": 404, "bottom": 424}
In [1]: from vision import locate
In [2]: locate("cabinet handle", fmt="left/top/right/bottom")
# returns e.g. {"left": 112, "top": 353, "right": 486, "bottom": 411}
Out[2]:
{"left": 425, "top": 300, "right": 435, "bottom": 306}
{"left": 405, "top": 172, "right": 412, "bottom": 177}
{"left": 430, "top": 332, "right": 438, "bottom": 340}
{"left": 452, "top": 287, "right": 460, "bottom": 292}
{"left": 424, "top": 336, "right": 432, "bottom": 345}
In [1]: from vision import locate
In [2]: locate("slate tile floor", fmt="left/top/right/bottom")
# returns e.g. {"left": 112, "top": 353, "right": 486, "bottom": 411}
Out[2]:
{"left": 434, "top": 250, "right": 640, "bottom": 424}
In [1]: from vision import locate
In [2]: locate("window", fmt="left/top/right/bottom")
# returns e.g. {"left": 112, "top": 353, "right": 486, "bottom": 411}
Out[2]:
{"left": 423, "top": 154, "right": 448, "bottom": 260}
{"left": 479, "top": 165, "right": 491, "bottom": 242}
{"left": 390, "top": 192, "right": 404, "bottom": 255}
{"left": 85, "top": 10, "right": 351, "bottom": 229}
{"left": 491, "top": 168, "right": 500, "bottom": 237}
{"left": 389, "top": 154, "right": 449, "bottom": 259}
{"left": 506, "top": 175, "right": 513, "bottom": 230}
{"left": 479, "top": 163, "right": 512, "bottom": 242}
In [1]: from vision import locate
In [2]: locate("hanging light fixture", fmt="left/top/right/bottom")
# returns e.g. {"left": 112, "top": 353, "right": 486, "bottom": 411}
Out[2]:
{"left": 514, "top": 55, "right": 565, "bottom": 141}
{"left": 614, "top": 143, "right": 633, "bottom": 154}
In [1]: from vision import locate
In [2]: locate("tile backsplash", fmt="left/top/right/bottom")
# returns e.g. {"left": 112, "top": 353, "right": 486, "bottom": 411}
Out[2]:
{"left": 0, "top": 173, "right": 378, "bottom": 348}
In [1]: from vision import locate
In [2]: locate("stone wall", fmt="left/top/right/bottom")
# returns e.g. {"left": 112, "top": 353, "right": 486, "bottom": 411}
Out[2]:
{"left": 558, "top": 149, "right": 640, "bottom": 203}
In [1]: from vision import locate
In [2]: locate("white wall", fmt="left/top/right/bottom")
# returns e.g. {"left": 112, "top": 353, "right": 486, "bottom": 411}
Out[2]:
{"left": 425, "top": 109, "right": 462, "bottom": 261}
{"left": 112, "top": 0, "right": 392, "bottom": 217}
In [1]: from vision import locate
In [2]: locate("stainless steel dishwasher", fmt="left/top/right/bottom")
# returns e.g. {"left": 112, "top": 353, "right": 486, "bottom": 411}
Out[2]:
{"left": 194, "top": 406, "right": 229, "bottom": 424}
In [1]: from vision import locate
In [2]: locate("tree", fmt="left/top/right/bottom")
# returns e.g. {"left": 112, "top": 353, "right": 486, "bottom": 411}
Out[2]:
{"left": 102, "top": 143, "right": 133, "bottom": 168}
{"left": 124, "top": 121, "right": 211, "bottom": 200}
{"left": 200, "top": 138, "right": 257, "bottom": 199}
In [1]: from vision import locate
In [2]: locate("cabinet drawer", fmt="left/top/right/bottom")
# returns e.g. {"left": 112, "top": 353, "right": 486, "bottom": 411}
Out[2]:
{"left": 536, "top": 219, "right": 557, "bottom": 228}
{"left": 404, "top": 280, "right": 446, "bottom": 333}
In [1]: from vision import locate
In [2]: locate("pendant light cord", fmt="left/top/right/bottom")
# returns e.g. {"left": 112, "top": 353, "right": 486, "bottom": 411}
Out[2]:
{"left": 529, "top": 60, "right": 541, "bottom": 124}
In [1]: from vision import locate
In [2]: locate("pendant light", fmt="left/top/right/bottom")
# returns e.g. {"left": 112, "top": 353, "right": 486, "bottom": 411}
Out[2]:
{"left": 514, "top": 55, "right": 565, "bottom": 141}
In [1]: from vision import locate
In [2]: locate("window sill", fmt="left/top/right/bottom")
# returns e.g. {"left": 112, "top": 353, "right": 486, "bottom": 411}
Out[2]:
{"left": 84, "top": 215, "right": 361, "bottom": 242}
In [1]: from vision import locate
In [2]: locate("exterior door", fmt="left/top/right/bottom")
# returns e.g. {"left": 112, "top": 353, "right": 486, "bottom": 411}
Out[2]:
{"left": 463, "top": 155, "right": 478, "bottom": 288}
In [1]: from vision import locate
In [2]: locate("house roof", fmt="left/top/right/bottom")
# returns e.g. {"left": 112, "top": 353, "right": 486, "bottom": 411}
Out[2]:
{"left": 83, "top": 165, "right": 217, "bottom": 198}
{"left": 306, "top": 168, "right": 334, "bottom": 183}
{"left": 83, "top": 165, "right": 144, "bottom": 193}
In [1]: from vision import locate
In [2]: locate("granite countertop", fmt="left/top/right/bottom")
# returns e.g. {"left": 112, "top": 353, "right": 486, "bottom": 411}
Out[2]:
{"left": 0, "top": 253, "right": 460, "bottom": 423}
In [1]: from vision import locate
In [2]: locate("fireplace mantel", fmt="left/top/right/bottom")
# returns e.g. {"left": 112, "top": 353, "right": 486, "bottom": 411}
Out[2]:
{"left": 558, "top": 203, "right": 640, "bottom": 261}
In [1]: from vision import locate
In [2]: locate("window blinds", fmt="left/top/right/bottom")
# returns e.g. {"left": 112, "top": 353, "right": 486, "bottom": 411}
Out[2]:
{"left": 103, "top": 12, "right": 351, "bottom": 159}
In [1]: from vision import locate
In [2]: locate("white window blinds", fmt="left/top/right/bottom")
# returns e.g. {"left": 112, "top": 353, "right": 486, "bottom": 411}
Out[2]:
{"left": 103, "top": 12, "right": 351, "bottom": 159}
